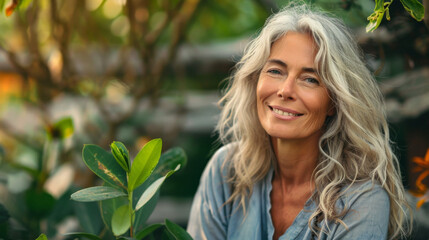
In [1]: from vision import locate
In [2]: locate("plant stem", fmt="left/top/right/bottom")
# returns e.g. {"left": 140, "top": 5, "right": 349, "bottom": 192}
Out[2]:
{"left": 128, "top": 188, "right": 134, "bottom": 237}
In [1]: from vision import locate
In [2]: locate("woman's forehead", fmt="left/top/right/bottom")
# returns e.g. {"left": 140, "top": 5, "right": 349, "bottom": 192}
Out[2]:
{"left": 267, "top": 32, "right": 318, "bottom": 67}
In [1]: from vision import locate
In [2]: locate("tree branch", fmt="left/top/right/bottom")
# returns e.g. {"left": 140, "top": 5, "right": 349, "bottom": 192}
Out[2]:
{"left": 144, "top": 0, "right": 185, "bottom": 46}
{"left": 0, "top": 45, "right": 29, "bottom": 81}
{"left": 151, "top": 0, "right": 201, "bottom": 89}
{"left": 49, "top": 0, "right": 83, "bottom": 93}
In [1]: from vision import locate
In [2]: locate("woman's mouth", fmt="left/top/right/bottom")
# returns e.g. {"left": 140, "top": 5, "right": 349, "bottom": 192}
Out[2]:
{"left": 269, "top": 106, "right": 303, "bottom": 117}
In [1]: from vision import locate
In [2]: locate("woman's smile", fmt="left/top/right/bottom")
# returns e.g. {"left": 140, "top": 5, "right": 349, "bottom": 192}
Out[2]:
{"left": 269, "top": 105, "right": 303, "bottom": 119}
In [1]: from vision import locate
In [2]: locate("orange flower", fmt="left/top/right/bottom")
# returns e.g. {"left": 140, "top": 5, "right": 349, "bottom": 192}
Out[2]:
{"left": 412, "top": 148, "right": 429, "bottom": 208}
{"left": 416, "top": 192, "right": 429, "bottom": 209}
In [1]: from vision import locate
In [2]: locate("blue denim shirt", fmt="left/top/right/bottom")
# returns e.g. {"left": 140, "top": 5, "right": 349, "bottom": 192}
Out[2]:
{"left": 187, "top": 145, "right": 389, "bottom": 240}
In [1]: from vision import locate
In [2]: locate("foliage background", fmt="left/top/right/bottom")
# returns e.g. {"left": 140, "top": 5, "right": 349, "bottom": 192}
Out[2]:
{"left": 0, "top": 0, "right": 428, "bottom": 239}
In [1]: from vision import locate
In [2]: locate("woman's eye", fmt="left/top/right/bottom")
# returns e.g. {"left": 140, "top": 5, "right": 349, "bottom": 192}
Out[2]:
{"left": 267, "top": 69, "right": 281, "bottom": 75}
{"left": 304, "top": 77, "right": 320, "bottom": 85}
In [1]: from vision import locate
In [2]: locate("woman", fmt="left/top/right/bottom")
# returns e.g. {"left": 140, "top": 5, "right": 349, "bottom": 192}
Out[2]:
{"left": 187, "top": 4, "right": 410, "bottom": 240}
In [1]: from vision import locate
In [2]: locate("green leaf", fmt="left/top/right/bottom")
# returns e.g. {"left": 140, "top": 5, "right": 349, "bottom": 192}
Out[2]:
{"left": 161, "top": 229, "right": 176, "bottom": 240}
{"left": 35, "top": 233, "right": 48, "bottom": 240}
{"left": 99, "top": 188, "right": 128, "bottom": 233}
{"left": 63, "top": 232, "right": 102, "bottom": 240}
{"left": 135, "top": 223, "right": 163, "bottom": 240}
{"left": 366, "top": 0, "right": 386, "bottom": 32}
{"left": 49, "top": 117, "right": 74, "bottom": 139}
{"left": 399, "top": 0, "right": 424, "bottom": 21}
{"left": 132, "top": 147, "right": 186, "bottom": 235}
{"left": 112, "top": 204, "right": 131, "bottom": 236}
{"left": 135, "top": 177, "right": 165, "bottom": 212}
{"left": 128, "top": 139, "right": 162, "bottom": 191}
{"left": 135, "top": 165, "right": 181, "bottom": 211}
{"left": 165, "top": 219, "right": 193, "bottom": 240}
{"left": 82, "top": 145, "right": 127, "bottom": 189}
{"left": 366, "top": 10, "right": 384, "bottom": 32}
{"left": 153, "top": 147, "right": 187, "bottom": 178}
{"left": 71, "top": 186, "right": 127, "bottom": 202}
{"left": 111, "top": 141, "right": 130, "bottom": 172}
{"left": 374, "top": 0, "right": 385, "bottom": 12}
{"left": 132, "top": 184, "right": 160, "bottom": 235}
{"left": 73, "top": 201, "right": 103, "bottom": 235}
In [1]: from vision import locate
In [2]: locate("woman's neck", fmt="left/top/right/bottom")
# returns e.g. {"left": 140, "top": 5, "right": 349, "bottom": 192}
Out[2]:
{"left": 271, "top": 136, "right": 320, "bottom": 188}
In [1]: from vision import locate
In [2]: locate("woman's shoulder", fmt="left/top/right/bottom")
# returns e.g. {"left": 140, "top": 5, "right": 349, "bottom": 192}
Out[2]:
{"left": 343, "top": 180, "right": 388, "bottom": 198}
{"left": 187, "top": 143, "right": 238, "bottom": 239}
{"left": 205, "top": 143, "right": 238, "bottom": 173}
{"left": 197, "top": 143, "right": 238, "bottom": 187}
{"left": 339, "top": 180, "right": 389, "bottom": 210}
{"left": 326, "top": 181, "right": 390, "bottom": 239}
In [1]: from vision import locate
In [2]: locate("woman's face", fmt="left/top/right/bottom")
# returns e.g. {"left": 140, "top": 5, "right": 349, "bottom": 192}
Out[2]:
{"left": 256, "top": 32, "right": 333, "bottom": 142}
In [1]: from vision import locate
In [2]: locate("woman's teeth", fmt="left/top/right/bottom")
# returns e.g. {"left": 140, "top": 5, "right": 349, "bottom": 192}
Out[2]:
{"left": 273, "top": 108, "right": 300, "bottom": 116}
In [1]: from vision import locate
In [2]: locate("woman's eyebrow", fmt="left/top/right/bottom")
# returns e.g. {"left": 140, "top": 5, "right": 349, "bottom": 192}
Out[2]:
{"left": 267, "top": 59, "right": 317, "bottom": 74}
{"left": 266, "top": 59, "right": 287, "bottom": 67}
{"left": 302, "top": 67, "right": 317, "bottom": 73}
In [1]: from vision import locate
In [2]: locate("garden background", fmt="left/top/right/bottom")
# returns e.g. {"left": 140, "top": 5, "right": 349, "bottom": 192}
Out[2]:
{"left": 0, "top": 0, "right": 428, "bottom": 239}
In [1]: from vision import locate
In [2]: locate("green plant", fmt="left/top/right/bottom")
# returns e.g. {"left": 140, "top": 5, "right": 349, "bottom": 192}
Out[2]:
{"left": 0, "top": 116, "right": 74, "bottom": 239}
{"left": 35, "top": 233, "right": 47, "bottom": 240}
{"left": 66, "top": 139, "right": 192, "bottom": 240}
{"left": 366, "top": 0, "right": 425, "bottom": 32}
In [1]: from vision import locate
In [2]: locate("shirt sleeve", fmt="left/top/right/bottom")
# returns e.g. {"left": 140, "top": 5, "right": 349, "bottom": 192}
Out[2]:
{"left": 187, "top": 146, "right": 232, "bottom": 240}
{"left": 329, "top": 182, "right": 390, "bottom": 240}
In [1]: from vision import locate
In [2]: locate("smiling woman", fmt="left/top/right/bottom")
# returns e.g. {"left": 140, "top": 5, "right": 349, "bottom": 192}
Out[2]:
{"left": 187, "top": 3, "right": 411, "bottom": 240}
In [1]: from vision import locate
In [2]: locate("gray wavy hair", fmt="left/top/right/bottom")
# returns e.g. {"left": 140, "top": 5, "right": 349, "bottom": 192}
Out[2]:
{"left": 216, "top": 4, "right": 410, "bottom": 239}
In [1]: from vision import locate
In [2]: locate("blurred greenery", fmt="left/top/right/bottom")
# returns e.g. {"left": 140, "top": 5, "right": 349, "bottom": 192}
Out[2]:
{"left": 0, "top": 0, "right": 427, "bottom": 239}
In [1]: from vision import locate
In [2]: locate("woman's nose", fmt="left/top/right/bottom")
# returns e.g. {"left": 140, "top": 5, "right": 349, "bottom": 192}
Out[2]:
{"left": 277, "top": 76, "right": 296, "bottom": 100}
